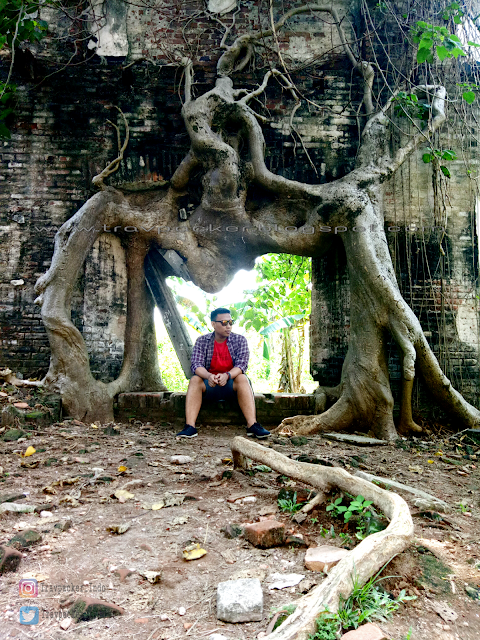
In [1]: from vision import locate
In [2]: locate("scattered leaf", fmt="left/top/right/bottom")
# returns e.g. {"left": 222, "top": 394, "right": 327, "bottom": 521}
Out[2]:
{"left": 23, "top": 446, "right": 36, "bottom": 457}
{"left": 117, "top": 466, "right": 128, "bottom": 473}
{"left": 409, "top": 465, "right": 424, "bottom": 474}
{"left": 113, "top": 490, "right": 134, "bottom": 503}
{"left": 183, "top": 543, "right": 207, "bottom": 561}
{"left": 138, "top": 570, "right": 162, "bottom": 584}
{"left": 106, "top": 523, "right": 131, "bottom": 535}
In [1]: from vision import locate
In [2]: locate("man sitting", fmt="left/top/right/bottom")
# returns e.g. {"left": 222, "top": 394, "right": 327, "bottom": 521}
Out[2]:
{"left": 176, "top": 307, "right": 270, "bottom": 439}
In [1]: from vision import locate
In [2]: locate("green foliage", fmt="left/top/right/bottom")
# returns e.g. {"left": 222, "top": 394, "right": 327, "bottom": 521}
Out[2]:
{"left": 310, "top": 572, "right": 415, "bottom": 637}
{"left": 326, "top": 494, "right": 387, "bottom": 540}
{"left": 0, "top": 0, "right": 50, "bottom": 138}
{"left": 337, "top": 572, "right": 415, "bottom": 630}
{"left": 253, "top": 464, "right": 272, "bottom": 473}
{"left": 458, "top": 82, "right": 479, "bottom": 104}
{"left": 421, "top": 147, "right": 457, "bottom": 177}
{"left": 278, "top": 492, "right": 306, "bottom": 514}
{"left": 308, "top": 612, "right": 340, "bottom": 640}
{"left": 271, "top": 604, "right": 297, "bottom": 631}
{"left": 393, "top": 92, "right": 431, "bottom": 120}
{"left": 326, "top": 495, "right": 374, "bottom": 522}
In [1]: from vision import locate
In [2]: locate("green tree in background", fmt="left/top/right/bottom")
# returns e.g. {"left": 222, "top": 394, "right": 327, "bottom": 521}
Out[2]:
{"left": 234, "top": 254, "right": 311, "bottom": 393}
{"left": 168, "top": 254, "right": 312, "bottom": 392}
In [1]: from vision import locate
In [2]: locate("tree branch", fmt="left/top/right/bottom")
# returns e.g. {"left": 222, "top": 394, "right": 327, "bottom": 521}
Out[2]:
{"left": 92, "top": 107, "right": 130, "bottom": 189}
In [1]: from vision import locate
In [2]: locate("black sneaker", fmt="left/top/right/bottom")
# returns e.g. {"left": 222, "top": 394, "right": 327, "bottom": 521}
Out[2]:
{"left": 246, "top": 423, "right": 270, "bottom": 439}
{"left": 176, "top": 424, "right": 198, "bottom": 438}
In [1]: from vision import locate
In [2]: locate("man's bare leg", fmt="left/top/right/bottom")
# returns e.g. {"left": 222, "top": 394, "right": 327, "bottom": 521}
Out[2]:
{"left": 185, "top": 375, "right": 206, "bottom": 427}
{"left": 233, "top": 374, "right": 256, "bottom": 428}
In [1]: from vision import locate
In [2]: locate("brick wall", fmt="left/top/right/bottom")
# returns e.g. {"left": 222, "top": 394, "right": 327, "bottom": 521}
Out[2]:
{"left": 1, "top": 1, "right": 478, "bottom": 415}
{"left": 0, "top": 1, "right": 359, "bottom": 380}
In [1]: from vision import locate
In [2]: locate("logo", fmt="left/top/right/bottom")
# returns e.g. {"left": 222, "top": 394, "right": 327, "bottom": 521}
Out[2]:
{"left": 19, "top": 606, "right": 39, "bottom": 625}
{"left": 19, "top": 578, "right": 38, "bottom": 598}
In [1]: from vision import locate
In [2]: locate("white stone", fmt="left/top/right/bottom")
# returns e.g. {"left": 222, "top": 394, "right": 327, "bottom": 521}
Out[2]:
{"left": 59, "top": 617, "right": 72, "bottom": 630}
{"left": 304, "top": 546, "right": 349, "bottom": 573}
{"left": 217, "top": 578, "right": 263, "bottom": 622}
{"left": 209, "top": 635, "right": 230, "bottom": 640}
{"left": 178, "top": 606, "right": 186, "bottom": 616}
{"left": 268, "top": 573, "right": 305, "bottom": 590}
{"left": 170, "top": 455, "right": 194, "bottom": 465}
{"left": 207, "top": 0, "right": 236, "bottom": 15}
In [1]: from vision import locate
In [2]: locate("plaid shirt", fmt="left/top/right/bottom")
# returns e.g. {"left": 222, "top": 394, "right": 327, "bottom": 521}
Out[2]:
{"left": 190, "top": 332, "right": 249, "bottom": 375}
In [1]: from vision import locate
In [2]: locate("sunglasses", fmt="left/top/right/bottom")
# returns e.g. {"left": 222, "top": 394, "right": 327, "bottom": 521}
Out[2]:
{"left": 213, "top": 320, "right": 234, "bottom": 326}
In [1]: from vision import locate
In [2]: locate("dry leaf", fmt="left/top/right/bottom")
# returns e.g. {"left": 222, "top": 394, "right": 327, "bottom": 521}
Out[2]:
{"left": 23, "top": 446, "right": 36, "bottom": 457}
{"left": 43, "top": 485, "right": 58, "bottom": 495}
{"left": 113, "top": 489, "right": 134, "bottom": 503}
{"left": 409, "top": 465, "right": 423, "bottom": 474}
{"left": 139, "top": 570, "right": 162, "bottom": 584}
{"left": 183, "top": 543, "right": 207, "bottom": 561}
{"left": 106, "top": 523, "right": 130, "bottom": 535}
{"left": 117, "top": 466, "right": 128, "bottom": 473}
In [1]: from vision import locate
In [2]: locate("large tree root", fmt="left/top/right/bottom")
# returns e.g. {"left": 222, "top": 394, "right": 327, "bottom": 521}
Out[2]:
{"left": 231, "top": 437, "right": 414, "bottom": 640}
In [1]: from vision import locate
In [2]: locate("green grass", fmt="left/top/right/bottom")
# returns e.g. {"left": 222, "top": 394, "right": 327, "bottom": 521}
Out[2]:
{"left": 308, "top": 568, "right": 415, "bottom": 638}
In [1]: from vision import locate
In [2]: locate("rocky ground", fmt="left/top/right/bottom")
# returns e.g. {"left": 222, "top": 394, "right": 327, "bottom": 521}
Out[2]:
{"left": 0, "top": 387, "right": 479, "bottom": 640}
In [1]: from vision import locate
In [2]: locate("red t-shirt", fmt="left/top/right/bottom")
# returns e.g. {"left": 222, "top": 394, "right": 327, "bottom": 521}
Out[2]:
{"left": 208, "top": 340, "right": 234, "bottom": 374}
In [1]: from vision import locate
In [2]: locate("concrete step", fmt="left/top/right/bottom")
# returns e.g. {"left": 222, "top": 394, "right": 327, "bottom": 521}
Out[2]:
{"left": 115, "top": 391, "right": 315, "bottom": 426}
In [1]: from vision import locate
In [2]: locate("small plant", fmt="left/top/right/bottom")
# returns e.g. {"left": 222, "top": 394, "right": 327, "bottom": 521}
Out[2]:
{"left": 339, "top": 532, "right": 354, "bottom": 546}
{"left": 393, "top": 92, "right": 431, "bottom": 120}
{"left": 270, "top": 604, "right": 297, "bottom": 631}
{"left": 337, "top": 572, "right": 415, "bottom": 630}
{"left": 457, "top": 501, "right": 470, "bottom": 513}
{"left": 278, "top": 492, "right": 305, "bottom": 514}
{"left": 403, "top": 628, "right": 413, "bottom": 640}
{"left": 327, "top": 495, "right": 373, "bottom": 522}
{"left": 308, "top": 611, "right": 340, "bottom": 640}
{"left": 310, "top": 516, "right": 319, "bottom": 524}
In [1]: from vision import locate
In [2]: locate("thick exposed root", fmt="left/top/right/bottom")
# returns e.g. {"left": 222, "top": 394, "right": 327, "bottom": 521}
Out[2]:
{"left": 231, "top": 437, "right": 414, "bottom": 640}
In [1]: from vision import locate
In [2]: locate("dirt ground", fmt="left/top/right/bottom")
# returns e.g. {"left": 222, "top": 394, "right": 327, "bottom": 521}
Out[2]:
{"left": 0, "top": 395, "right": 480, "bottom": 640}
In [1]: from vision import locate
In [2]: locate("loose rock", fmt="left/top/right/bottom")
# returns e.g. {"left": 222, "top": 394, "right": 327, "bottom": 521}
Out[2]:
{"left": 222, "top": 523, "right": 244, "bottom": 539}
{"left": 114, "top": 568, "right": 134, "bottom": 583}
{"left": 304, "top": 546, "right": 349, "bottom": 573}
{"left": 340, "top": 623, "right": 388, "bottom": 639}
{"left": 244, "top": 520, "right": 285, "bottom": 548}
{"left": 170, "top": 455, "right": 194, "bottom": 465}
{"left": 323, "top": 433, "right": 388, "bottom": 446}
{"left": 0, "top": 502, "right": 35, "bottom": 513}
{"left": 0, "top": 545, "right": 23, "bottom": 574}
{"left": 8, "top": 530, "right": 42, "bottom": 550}
{"left": 268, "top": 573, "right": 305, "bottom": 590}
{"left": 68, "top": 596, "right": 125, "bottom": 622}
{"left": 217, "top": 578, "right": 263, "bottom": 622}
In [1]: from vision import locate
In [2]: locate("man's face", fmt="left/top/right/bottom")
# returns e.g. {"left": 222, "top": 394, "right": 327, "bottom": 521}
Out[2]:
{"left": 211, "top": 313, "right": 233, "bottom": 338}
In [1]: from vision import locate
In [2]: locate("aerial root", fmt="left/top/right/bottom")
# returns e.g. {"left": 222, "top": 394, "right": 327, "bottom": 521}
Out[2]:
{"left": 231, "top": 437, "right": 414, "bottom": 640}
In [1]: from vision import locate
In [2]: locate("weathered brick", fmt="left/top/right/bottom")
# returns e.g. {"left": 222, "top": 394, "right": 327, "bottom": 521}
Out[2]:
{"left": 243, "top": 520, "right": 285, "bottom": 548}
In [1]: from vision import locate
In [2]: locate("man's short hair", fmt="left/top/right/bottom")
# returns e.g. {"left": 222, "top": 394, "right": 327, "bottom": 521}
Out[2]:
{"left": 211, "top": 307, "right": 231, "bottom": 321}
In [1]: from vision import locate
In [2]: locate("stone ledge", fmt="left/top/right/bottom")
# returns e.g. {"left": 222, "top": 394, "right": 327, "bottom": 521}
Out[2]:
{"left": 116, "top": 391, "right": 315, "bottom": 426}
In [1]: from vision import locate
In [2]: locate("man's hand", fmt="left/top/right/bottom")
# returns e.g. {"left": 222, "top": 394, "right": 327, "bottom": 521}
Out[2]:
{"left": 207, "top": 373, "right": 218, "bottom": 387}
{"left": 217, "top": 373, "right": 229, "bottom": 387}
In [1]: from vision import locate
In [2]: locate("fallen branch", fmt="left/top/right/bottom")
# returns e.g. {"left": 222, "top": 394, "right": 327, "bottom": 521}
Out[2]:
{"left": 353, "top": 470, "right": 450, "bottom": 512}
{"left": 231, "top": 437, "right": 414, "bottom": 640}
{"left": 0, "top": 368, "right": 43, "bottom": 388}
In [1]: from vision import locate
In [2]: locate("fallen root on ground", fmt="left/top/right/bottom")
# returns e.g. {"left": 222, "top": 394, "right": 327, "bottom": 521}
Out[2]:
{"left": 231, "top": 437, "right": 414, "bottom": 640}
